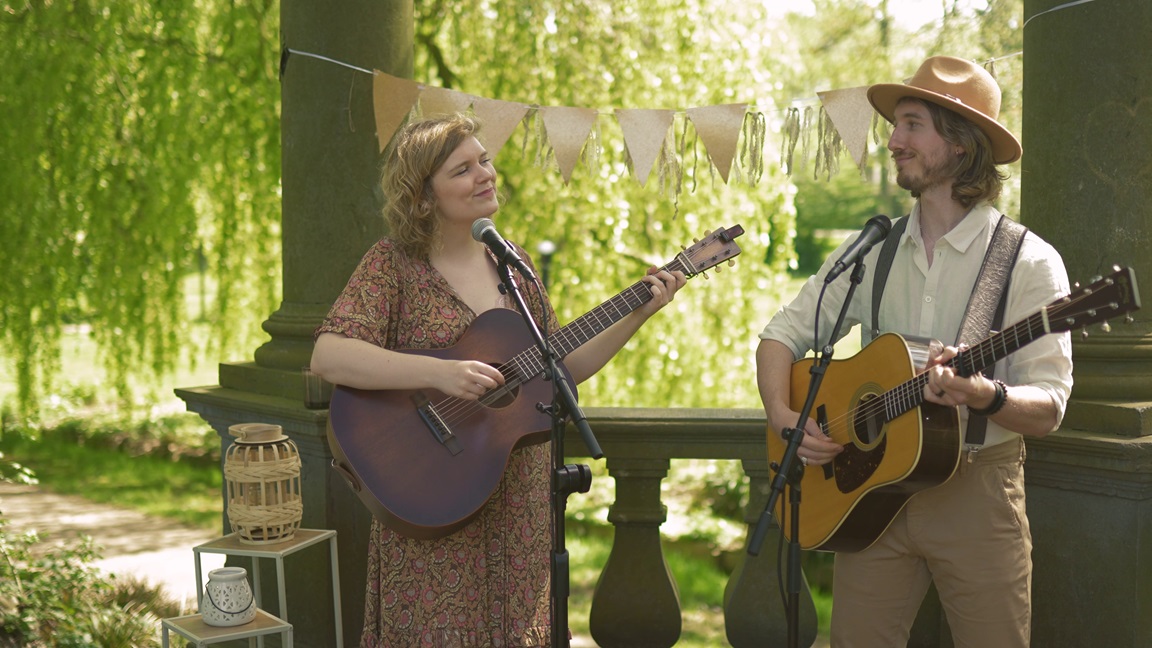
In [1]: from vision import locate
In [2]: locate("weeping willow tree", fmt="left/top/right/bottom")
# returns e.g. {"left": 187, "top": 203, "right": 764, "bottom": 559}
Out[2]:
{"left": 0, "top": 1, "right": 281, "bottom": 416}
{"left": 412, "top": 0, "right": 802, "bottom": 408}
{"left": 1, "top": 0, "right": 1018, "bottom": 417}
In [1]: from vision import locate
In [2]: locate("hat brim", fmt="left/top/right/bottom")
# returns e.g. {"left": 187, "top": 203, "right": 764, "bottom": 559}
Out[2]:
{"left": 868, "top": 83, "right": 1022, "bottom": 165}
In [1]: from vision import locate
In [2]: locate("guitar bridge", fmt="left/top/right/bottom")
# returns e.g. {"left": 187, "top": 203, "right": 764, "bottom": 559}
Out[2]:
{"left": 412, "top": 392, "right": 463, "bottom": 456}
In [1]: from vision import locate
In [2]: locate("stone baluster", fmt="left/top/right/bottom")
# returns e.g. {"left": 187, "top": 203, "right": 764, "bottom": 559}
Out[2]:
{"left": 723, "top": 457, "right": 818, "bottom": 646}
{"left": 589, "top": 457, "right": 681, "bottom": 647}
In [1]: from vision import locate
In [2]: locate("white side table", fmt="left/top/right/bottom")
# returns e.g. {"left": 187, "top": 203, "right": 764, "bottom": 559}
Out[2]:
{"left": 161, "top": 609, "right": 292, "bottom": 647}
{"left": 193, "top": 528, "right": 343, "bottom": 648}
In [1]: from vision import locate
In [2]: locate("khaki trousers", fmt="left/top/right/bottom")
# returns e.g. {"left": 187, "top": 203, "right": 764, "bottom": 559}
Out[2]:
{"left": 830, "top": 438, "right": 1031, "bottom": 648}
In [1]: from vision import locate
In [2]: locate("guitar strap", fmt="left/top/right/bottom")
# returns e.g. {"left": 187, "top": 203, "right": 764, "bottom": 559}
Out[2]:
{"left": 869, "top": 213, "right": 1027, "bottom": 446}
{"left": 955, "top": 214, "right": 1027, "bottom": 446}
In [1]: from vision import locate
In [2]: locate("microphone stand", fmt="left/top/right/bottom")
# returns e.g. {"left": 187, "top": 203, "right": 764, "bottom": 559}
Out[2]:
{"left": 746, "top": 257, "right": 868, "bottom": 648}
{"left": 493, "top": 259, "right": 602, "bottom": 648}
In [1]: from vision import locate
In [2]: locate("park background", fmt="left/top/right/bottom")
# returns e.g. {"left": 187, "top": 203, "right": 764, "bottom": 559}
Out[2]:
{"left": 7, "top": 1, "right": 1131, "bottom": 646}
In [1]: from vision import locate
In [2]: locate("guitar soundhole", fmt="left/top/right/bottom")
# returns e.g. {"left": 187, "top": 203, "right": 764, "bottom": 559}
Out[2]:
{"left": 852, "top": 394, "right": 886, "bottom": 448}
{"left": 833, "top": 393, "right": 887, "bottom": 494}
{"left": 479, "top": 363, "right": 520, "bottom": 409}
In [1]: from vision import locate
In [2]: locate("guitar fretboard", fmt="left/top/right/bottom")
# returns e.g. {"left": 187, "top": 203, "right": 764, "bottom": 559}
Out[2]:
{"left": 882, "top": 311, "right": 1049, "bottom": 420}
{"left": 502, "top": 255, "right": 694, "bottom": 386}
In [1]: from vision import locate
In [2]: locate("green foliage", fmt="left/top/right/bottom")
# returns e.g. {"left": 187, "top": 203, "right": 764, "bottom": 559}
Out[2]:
{"left": 0, "top": 1, "right": 281, "bottom": 417}
{"left": 1, "top": 0, "right": 1025, "bottom": 418}
{"left": 0, "top": 520, "right": 178, "bottom": 647}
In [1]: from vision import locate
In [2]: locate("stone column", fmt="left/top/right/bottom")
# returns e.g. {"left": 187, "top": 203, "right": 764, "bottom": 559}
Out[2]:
{"left": 1021, "top": 2, "right": 1152, "bottom": 647}
{"left": 1022, "top": 0, "right": 1152, "bottom": 402}
{"left": 177, "top": 2, "right": 413, "bottom": 644}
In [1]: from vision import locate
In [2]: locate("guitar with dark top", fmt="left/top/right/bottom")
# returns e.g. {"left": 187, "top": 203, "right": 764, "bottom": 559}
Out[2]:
{"left": 328, "top": 225, "right": 745, "bottom": 539}
{"left": 766, "top": 266, "right": 1140, "bottom": 552}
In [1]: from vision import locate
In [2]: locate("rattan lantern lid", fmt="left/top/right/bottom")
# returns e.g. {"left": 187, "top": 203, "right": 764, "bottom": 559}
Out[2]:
{"left": 228, "top": 423, "right": 289, "bottom": 445}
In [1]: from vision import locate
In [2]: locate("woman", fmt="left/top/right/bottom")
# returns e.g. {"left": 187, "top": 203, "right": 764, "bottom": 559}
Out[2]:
{"left": 311, "top": 114, "right": 685, "bottom": 647}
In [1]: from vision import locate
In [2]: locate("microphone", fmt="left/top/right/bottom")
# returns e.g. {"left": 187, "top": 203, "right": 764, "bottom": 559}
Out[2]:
{"left": 824, "top": 215, "right": 892, "bottom": 284}
{"left": 471, "top": 218, "right": 536, "bottom": 281}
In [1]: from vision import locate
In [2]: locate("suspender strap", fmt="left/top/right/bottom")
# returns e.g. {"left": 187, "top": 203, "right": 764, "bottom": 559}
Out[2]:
{"left": 868, "top": 213, "right": 1027, "bottom": 446}
{"left": 869, "top": 215, "right": 909, "bottom": 344}
{"left": 957, "top": 214, "right": 1027, "bottom": 446}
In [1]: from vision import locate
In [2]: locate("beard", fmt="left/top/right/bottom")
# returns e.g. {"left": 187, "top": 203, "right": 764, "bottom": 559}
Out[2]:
{"left": 894, "top": 149, "right": 954, "bottom": 195}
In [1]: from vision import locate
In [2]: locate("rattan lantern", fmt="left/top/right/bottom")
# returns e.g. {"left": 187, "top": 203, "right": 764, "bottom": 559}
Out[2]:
{"left": 224, "top": 423, "right": 302, "bottom": 545}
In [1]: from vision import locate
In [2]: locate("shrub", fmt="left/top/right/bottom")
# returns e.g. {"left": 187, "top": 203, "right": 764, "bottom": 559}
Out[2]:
{"left": 0, "top": 518, "right": 182, "bottom": 647}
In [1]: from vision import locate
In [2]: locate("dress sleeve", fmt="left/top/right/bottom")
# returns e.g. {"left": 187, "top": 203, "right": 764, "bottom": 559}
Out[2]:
{"left": 314, "top": 240, "right": 401, "bottom": 348}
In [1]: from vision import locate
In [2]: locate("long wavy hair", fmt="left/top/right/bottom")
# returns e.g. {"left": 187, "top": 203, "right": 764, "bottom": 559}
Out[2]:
{"left": 380, "top": 114, "right": 483, "bottom": 257}
{"left": 914, "top": 99, "right": 1007, "bottom": 208}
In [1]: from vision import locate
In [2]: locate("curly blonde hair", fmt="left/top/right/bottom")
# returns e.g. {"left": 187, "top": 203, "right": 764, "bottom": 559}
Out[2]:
{"left": 380, "top": 114, "right": 483, "bottom": 257}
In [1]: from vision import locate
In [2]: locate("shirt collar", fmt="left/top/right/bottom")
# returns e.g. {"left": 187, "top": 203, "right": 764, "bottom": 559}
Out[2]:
{"left": 908, "top": 202, "right": 1000, "bottom": 253}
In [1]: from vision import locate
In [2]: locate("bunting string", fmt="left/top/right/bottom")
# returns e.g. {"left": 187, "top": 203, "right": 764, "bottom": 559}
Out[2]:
{"left": 280, "top": 0, "right": 1102, "bottom": 195}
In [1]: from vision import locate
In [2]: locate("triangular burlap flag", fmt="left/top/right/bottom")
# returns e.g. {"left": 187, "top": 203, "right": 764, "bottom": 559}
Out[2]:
{"left": 615, "top": 108, "right": 676, "bottom": 187}
{"left": 686, "top": 103, "right": 748, "bottom": 183}
{"left": 372, "top": 71, "right": 421, "bottom": 153}
{"left": 419, "top": 86, "right": 473, "bottom": 118}
{"left": 539, "top": 106, "right": 598, "bottom": 184}
{"left": 817, "top": 86, "right": 872, "bottom": 169}
{"left": 471, "top": 97, "right": 530, "bottom": 159}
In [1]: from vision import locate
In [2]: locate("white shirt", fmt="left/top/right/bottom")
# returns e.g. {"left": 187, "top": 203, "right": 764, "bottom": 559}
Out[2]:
{"left": 759, "top": 203, "right": 1074, "bottom": 448}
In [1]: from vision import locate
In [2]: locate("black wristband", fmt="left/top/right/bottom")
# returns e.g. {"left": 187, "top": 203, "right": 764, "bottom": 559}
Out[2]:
{"left": 968, "top": 379, "right": 1007, "bottom": 417}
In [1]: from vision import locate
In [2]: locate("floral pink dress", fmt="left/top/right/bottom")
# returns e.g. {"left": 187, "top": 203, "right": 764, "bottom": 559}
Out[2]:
{"left": 317, "top": 239, "right": 558, "bottom": 647}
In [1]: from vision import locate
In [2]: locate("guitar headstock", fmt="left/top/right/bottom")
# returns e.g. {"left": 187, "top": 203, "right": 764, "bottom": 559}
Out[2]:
{"left": 677, "top": 225, "right": 745, "bottom": 277}
{"left": 1046, "top": 266, "right": 1141, "bottom": 335}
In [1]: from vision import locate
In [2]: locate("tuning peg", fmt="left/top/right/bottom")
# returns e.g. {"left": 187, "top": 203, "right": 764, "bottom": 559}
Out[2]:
{"left": 702, "top": 271, "right": 710, "bottom": 280}
{"left": 728, "top": 259, "right": 736, "bottom": 268}
{"left": 1101, "top": 320, "right": 1112, "bottom": 333}
{"left": 1081, "top": 328, "right": 1090, "bottom": 340}
{"left": 1126, "top": 314, "right": 1135, "bottom": 324}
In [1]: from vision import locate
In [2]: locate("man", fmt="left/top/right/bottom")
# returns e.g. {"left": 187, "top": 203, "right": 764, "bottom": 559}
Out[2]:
{"left": 756, "top": 56, "right": 1073, "bottom": 647}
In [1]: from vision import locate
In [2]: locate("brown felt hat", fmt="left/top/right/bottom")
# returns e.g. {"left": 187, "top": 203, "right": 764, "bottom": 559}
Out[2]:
{"left": 867, "top": 56, "right": 1022, "bottom": 164}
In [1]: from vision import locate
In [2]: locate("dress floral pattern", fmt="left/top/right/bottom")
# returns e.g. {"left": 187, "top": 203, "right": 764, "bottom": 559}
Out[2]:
{"left": 317, "top": 239, "right": 559, "bottom": 647}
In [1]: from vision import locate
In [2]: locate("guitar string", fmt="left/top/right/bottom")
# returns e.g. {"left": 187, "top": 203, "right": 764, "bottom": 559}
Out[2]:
{"left": 431, "top": 265, "right": 681, "bottom": 424}
{"left": 802, "top": 311, "right": 1051, "bottom": 445}
{"left": 425, "top": 252, "right": 702, "bottom": 429}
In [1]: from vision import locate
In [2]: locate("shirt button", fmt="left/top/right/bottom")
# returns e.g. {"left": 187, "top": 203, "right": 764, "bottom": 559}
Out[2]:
{"left": 925, "top": 296, "right": 933, "bottom": 303}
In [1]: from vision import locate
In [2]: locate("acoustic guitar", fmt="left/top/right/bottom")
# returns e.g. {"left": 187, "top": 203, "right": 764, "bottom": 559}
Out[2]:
{"left": 328, "top": 225, "right": 744, "bottom": 539}
{"left": 766, "top": 266, "right": 1140, "bottom": 552}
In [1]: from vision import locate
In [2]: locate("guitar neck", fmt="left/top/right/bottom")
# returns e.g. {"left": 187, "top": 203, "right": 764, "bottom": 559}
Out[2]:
{"left": 549, "top": 255, "right": 692, "bottom": 359}
{"left": 887, "top": 311, "right": 1048, "bottom": 419}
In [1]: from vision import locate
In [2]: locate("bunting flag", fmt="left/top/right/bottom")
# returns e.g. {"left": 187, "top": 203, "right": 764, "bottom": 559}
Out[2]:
{"left": 419, "top": 85, "right": 474, "bottom": 118}
{"left": 816, "top": 86, "right": 873, "bottom": 168}
{"left": 364, "top": 58, "right": 1017, "bottom": 186}
{"left": 615, "top": 108, "right": 676, "bottom": 187}
{"left": 686, "top": 103, "right": 748, "bottom": 183}
{"left": 372, "top": 71, "right": 421, "bottom": 153}
{"left": 471, "top": 97, "right": 530, "bottom": 159}
{"left": 287, "top": 46, "right": 1026, "bottom": 188}
{"left": 539, "top": 105, "right": 599, "bottom": 184}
